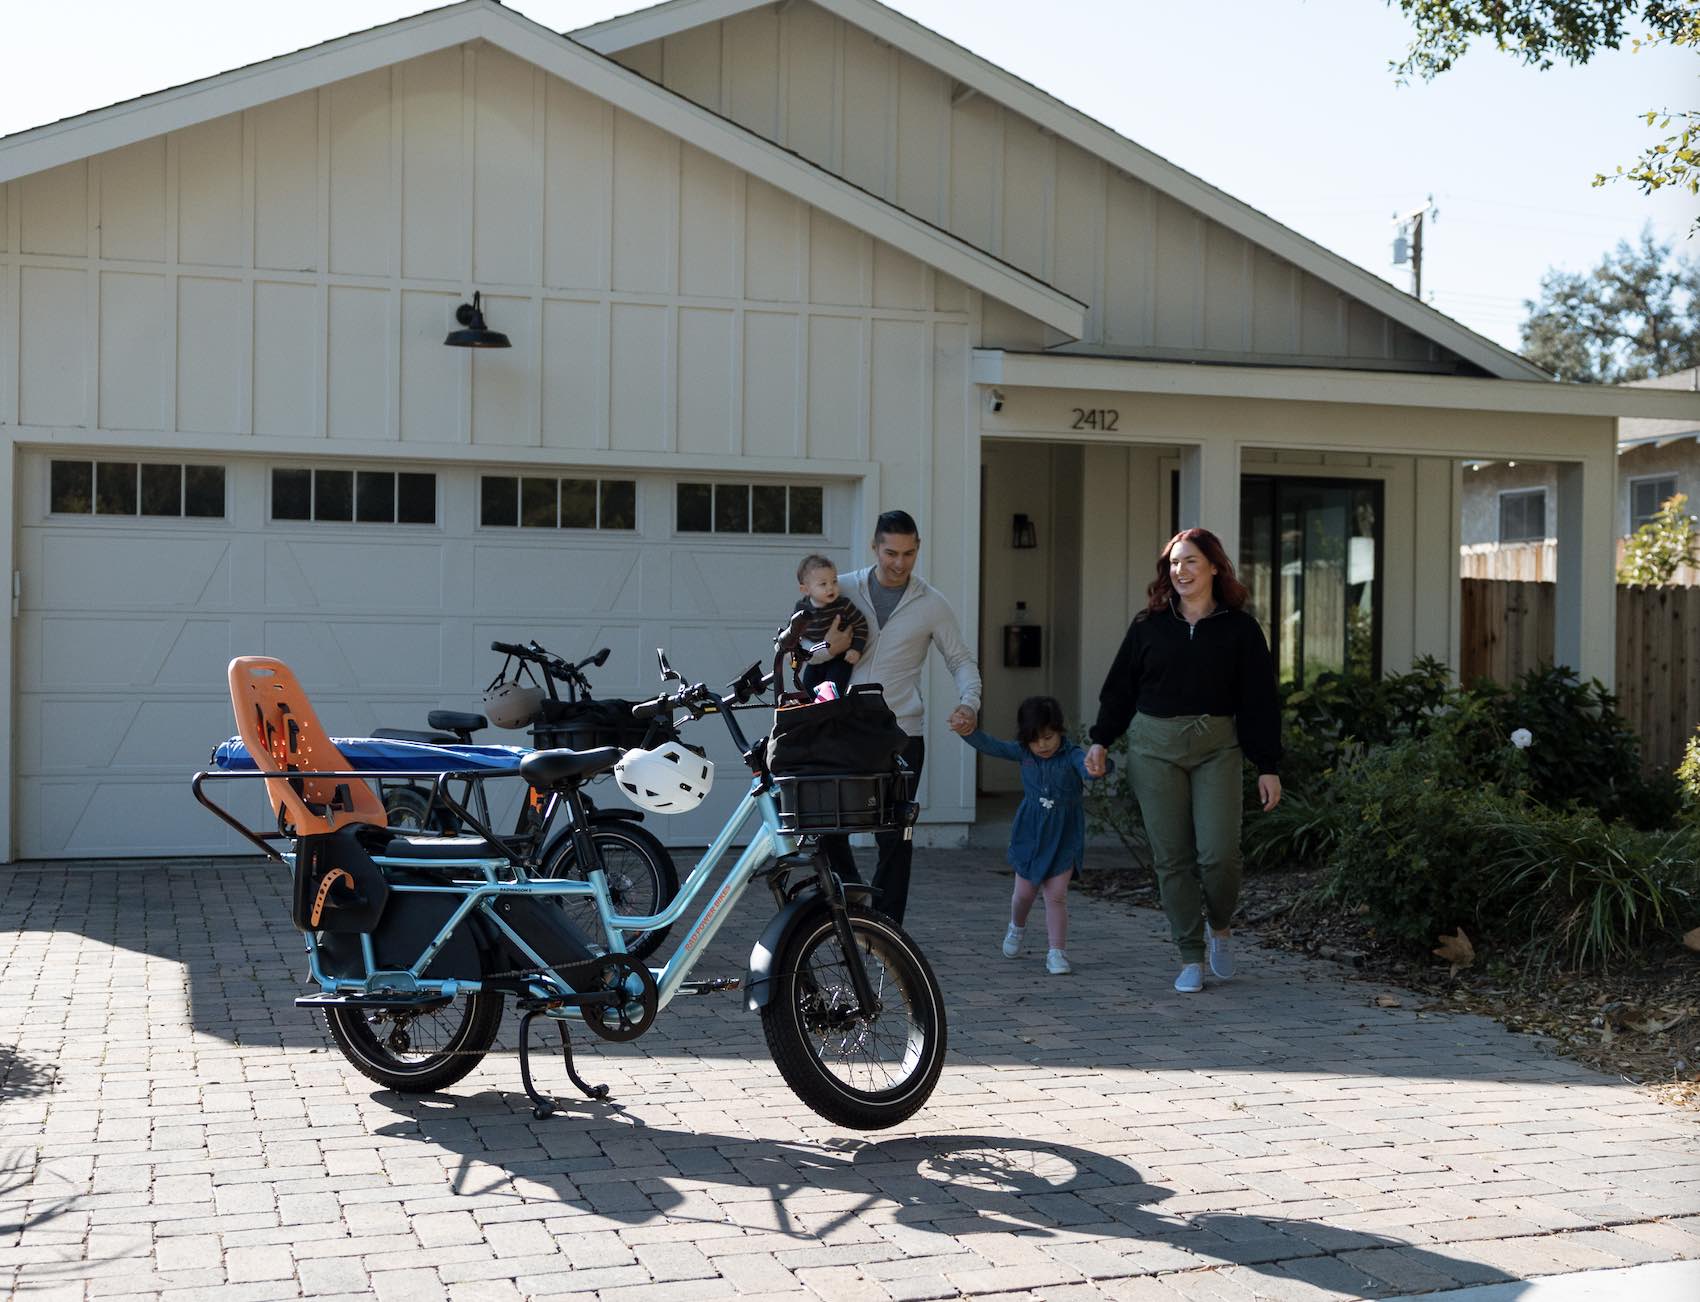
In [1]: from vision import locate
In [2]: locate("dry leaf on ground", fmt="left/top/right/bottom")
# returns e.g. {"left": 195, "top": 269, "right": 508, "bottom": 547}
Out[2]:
{"left": 1374, "top": 994, "right": 1403, "bottom": 1008}
{"left": 1684, "top": 926, "right": 1700, "bottom": 953}
{"left": 1433, "top": 928, "right": 1476, "bottom": 975}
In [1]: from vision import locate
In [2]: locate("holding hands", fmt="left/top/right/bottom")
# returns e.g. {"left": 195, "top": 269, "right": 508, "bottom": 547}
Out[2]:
{"left": 1084, "top": 743, "right": 1108, "bottom": 778}
{"left": 947, "top": 705, "right": 977, "bottom": 736}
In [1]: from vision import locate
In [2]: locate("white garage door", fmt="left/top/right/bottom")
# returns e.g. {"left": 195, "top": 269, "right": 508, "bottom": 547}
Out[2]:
{"left": 14, "top": 452, "right": 858, "bottom": 858}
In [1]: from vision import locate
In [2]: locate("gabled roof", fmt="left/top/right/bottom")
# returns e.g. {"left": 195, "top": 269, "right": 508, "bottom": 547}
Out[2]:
{"left": 0, "top": 0, "right": 1085, "bottom": 338}
{"left": 575, "top": 0, "right": 1551, "bottom": 382}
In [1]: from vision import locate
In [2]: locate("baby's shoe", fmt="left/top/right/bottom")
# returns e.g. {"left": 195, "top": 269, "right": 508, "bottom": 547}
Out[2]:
{"left": 1046, "top": 948, "right": 1072, "bottom": 975}
{"left": 1001, "top": 923, "right": 1025, "bottom": 958}
{"left": 1206, "top": 923, "right": 1235, "bottom": 980}
{"left": 1173, "top": 963, "right": 1204, "bottom": 994}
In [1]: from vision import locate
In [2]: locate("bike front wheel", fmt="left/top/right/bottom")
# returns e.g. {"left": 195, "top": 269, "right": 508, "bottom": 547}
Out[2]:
{"left": 760, "top": 906, "right": 947, "bottom": 1130}
{"left": 323, "top": 992, "right": 503, "bottom": 1093}
{"left": 538, "top": 822, "right": 679, "bottom": 961}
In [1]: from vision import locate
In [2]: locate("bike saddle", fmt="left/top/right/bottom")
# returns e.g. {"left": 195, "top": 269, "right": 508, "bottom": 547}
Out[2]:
{"left": 428, "top": 710, "right": 487, "bottom": 735}
{"left": 520, "top": 747, "right": 622, "bottom": 789}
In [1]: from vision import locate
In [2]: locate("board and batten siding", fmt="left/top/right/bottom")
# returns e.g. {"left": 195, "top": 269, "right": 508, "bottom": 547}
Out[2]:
{"left": 612, "top": 2, "right": 1473, "bottom": 372}
{"left": 0, "top": 40, "right": 1004, "bottom": 849}
{"left": 0, "top": 43, "right": 980, "bottom": 469}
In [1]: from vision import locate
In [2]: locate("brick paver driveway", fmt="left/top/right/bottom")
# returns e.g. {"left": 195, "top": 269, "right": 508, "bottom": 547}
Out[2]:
{"left": 3, "top": 851, "right": 1698, "bottom": 1300}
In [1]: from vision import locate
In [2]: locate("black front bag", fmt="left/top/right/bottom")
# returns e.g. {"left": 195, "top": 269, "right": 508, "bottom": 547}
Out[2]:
{"left": 765, "top": 685, "right": 916, "bottom": 834}
{"left": 532, "top": 696, "right": 654, "bottom": 751}
{"left": 765, "top": 683, "right": 907, "bottom": 777}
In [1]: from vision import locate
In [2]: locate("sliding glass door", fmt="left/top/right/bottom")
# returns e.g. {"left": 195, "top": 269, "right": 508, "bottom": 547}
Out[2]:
{"left": 1240, "top": 476, "right": 1383, "bottom": 687}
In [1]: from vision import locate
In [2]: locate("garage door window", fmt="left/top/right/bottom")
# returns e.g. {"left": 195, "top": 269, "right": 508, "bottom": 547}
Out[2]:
{"left": 50, "top": 459, "right": 225, "bottom": 518}
{"left": 676, "top": 482, "right": 823, "bottom": 535}
{"left": 272, "top": 468, "right": 436, "bottom": 524}
{"left": 479, "top": 476, "right": 637, "bottom": 530}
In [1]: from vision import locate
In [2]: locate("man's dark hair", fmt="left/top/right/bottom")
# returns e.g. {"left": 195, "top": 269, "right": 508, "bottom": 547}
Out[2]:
{"left": 1015, "top": 696, "right": 1067, "bottom": 747}
{"left": 873, "top": 509, "right": 919, "bottom": 542}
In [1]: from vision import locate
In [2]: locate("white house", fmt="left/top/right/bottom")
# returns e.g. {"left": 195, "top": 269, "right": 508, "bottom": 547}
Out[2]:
{"left": 1461, "top": 367, "right": 1700, "bottom": 582}
{"left": 2, "top": 0, "right": 1694, "bottom": 860}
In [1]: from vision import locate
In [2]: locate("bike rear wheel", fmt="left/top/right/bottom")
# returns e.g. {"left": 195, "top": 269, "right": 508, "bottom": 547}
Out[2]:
{"left": 760, "top": 906, "right": 946, "bottom": 1130}
{"left": 323, "top": 992, "right": 502, "bottom": 1093}
{"left": 538, "top": 822, "right": 679, "bottom": 961}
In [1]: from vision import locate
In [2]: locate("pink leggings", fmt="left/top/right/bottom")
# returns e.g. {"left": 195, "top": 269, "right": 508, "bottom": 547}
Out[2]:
{"left": 1012, "top": 870, "right": 1073, "bottom": 949}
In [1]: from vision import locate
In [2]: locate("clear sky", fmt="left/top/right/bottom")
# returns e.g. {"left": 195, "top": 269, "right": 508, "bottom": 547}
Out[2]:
{"left": 5, "top": 0, "right": 1695, "bottom": 356}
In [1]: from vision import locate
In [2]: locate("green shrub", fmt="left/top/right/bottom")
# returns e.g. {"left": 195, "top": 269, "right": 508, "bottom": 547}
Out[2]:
{"left": 1314, "top": 721, "right": 1529, "bottom": 946}
{"left": 1243, "top": 789, "right": 1344, "bottom": 871}
{"left": 1483, "top": 808, "right": 1700, "bottom": 971}
{"left": 1678, "top": 726, "right": 1700, "bottom": 817}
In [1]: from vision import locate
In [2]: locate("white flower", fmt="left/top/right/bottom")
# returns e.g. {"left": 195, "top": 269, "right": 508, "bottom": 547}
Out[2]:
{"left": 1510, "top": 728, "right": 1533, "bottom": 750}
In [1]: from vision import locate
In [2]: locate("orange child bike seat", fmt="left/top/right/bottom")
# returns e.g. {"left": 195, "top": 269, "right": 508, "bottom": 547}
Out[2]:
{"left": 227, "top": 656, "right": 389, "bottom": 835}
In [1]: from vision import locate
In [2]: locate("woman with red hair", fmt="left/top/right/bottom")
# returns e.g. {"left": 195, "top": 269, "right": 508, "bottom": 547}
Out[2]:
{"left": 1084, "top": 528, "right": 1282, "bottom": 994}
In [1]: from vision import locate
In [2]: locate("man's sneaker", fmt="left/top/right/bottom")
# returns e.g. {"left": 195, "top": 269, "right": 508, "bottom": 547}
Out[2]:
{"left": 1046, "top": 948, "right": 1072, "bottom": 975}
{"left": 1206, "top": 923, "right": 1236, "bottom": 980}
{"left": 1001, "top": 923, "right": 1025, "bottom": 958}
{"left": 1173, "top": 963, "right": 1204, "bottom": 994}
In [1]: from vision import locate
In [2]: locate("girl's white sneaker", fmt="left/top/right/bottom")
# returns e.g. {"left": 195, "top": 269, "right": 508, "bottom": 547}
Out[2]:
{"left": 1173, "top": 963, "right": 1204, "bottom": 994}
{"left": 1045, "top": 948, "right": 1072, "bottom": 975}
{"left": 1001, "top": 923, "right": 1025, "bottom": 958}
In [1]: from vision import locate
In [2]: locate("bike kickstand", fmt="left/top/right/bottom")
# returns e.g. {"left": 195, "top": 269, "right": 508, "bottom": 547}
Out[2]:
{"left": 518, "top": 1007, "right": 611, "bottom": 1120}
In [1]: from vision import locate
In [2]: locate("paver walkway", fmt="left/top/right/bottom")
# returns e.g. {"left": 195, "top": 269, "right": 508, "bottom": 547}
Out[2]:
{"left": 3, "top": 850, "right": 1698, "bottom": 1300}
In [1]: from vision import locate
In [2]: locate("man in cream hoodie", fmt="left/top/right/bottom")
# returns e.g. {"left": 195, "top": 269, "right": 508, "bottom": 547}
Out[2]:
{"left": 818, "top": 509, "right": 982, "bottom": 924}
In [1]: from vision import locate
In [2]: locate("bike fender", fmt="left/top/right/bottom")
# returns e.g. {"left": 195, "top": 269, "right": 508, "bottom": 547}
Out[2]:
{"left": 744, "top": 885, "right": 875, "bottom": 1012}
{"left": 588, "top": 807, "right": 644, "bottom": 824}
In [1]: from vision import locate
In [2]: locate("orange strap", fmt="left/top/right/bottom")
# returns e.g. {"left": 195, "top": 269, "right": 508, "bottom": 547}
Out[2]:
{"left": 309, "top": 868, "right": 355, "bottom": 927}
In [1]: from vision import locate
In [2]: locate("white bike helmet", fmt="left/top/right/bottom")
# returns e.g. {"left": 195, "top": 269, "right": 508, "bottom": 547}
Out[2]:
{"left": 482, "top": 680, "right": 545, "bottom": 730}
{"left": 615, "top": 741, "right": 714, "bottom": 813}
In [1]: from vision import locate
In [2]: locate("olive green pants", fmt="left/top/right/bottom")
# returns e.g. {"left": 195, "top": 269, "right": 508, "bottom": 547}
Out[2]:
{"left": 1126, "top": 713, "right": 1243, "bottom": 963}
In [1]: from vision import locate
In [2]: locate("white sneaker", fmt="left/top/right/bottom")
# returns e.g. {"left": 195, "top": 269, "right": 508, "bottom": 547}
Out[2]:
{"left": 1206, "top": 924, "right": 1235, "bottom": 980}
{"left": 1173, "top": 963, "right": 1204, "bottom": 994}
{"left": 1002, "top": 923, "right": 1025, "bottom": 958}
{"left": 1046, "top": 948, "right": 1072, "bottom": 975}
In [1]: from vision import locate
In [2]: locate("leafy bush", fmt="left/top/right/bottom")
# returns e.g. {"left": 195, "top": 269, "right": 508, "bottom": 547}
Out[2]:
{"left": 1617, "top": 491, "right": 1697, "bottom": 586}
{"left": 1483, "top": 808, "right": 1700, "bottom": 971}
{"left": 1313, "top": 720, "right": 1530, "bottom": 946}
{"left": 1679, "top": 726, "right": 1700, "bottom": 818}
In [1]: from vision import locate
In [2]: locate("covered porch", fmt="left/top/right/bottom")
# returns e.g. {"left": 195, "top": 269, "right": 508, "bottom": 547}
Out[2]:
{"left": 966, "top": 351, "right": 1692, "bottom": 781}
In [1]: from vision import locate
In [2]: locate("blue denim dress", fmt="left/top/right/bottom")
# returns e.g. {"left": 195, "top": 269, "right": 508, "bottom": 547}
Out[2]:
{"left": 965, "top": 729, "right": 1093, "bottom": 882}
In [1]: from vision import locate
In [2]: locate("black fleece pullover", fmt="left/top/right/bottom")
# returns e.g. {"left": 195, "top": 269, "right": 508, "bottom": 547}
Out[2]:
{"left": 1088, "top": 604, "right": 1283, "bottom": 775}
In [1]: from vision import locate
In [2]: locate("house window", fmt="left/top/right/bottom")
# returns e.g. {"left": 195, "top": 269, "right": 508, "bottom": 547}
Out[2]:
{"left": 50, "top": 459, "right": 225, "bottom": 518}
{"left": 1498, "top": 489, "right": 1547, "bottom": 543}
{"left": 272, "top": 468, "right": 436, "bottom": 524}
{"left": 1630, "top": 475, "right": 1679, "bottom": 530}
{"left": 1240, "top": 476, "right": 1383, "bottom": 688}
{"left": 479, "top": 476, "right": 637, "bottom": 529}
{"left": 676, "top": 482, "right": 823, "bottom": 535}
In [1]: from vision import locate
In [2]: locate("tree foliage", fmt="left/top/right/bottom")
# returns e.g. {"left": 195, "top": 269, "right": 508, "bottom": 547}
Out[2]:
{"left": 1388, "top": 2, "right": 1700, "bottom": 216}
{"left": 1519, "top": 228, "right": 1700, "bottom": 381}
{"left": 1618, "top": 491, "right": 1700, "bottom": 584}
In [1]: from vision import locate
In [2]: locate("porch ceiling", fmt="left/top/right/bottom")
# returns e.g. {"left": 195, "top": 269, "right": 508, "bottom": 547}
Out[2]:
{"left": 971, "top": 351, "right": 1700, "bottom": 422}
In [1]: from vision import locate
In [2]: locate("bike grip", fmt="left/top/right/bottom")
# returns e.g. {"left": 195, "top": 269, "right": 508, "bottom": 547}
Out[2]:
{"left": 490, "top": 640, "right": 527, "bottom": 656}
{"left": 630, "top": 695, "right": 670, "bottom": 721}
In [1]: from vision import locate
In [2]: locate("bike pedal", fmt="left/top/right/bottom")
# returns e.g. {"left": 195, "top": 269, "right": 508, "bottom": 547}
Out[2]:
{"left": 678, "top": 977, "right": 741, "bottom": 995}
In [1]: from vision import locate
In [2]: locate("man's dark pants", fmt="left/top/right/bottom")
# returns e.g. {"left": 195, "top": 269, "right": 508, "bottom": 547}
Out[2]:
{"left": 821, "top": 735, "right": 925, "bottom": 924}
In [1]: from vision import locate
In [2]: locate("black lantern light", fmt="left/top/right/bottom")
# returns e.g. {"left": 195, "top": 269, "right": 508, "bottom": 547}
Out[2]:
{"left": 444, "top": 292, "right": 511, "bottom": 348}
{"left": 1012, "top": 513, "right": 1038, "bottom": 549}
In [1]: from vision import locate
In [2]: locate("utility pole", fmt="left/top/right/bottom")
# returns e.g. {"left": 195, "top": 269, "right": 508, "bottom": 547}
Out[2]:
{"left": 1391, "top": 196, "right": 1439, "bottom": 299}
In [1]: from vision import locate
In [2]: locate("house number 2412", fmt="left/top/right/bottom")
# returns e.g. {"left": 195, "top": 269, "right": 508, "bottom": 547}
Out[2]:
{"left": 1070, "top": 408, "right": 1119, "bottom": 431}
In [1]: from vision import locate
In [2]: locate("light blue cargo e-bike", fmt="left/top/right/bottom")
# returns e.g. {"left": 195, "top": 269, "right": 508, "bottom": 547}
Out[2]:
{"left": 194, "top": 629, "right": 947, "bottom": 1129}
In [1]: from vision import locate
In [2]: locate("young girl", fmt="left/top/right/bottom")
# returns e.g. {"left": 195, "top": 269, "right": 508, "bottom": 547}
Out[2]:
{"left": 960, "top": 696, "right": 1102, "bottom": 974}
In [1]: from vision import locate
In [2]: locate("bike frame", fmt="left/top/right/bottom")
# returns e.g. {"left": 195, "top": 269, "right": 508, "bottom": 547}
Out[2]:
{"left": 191, "top": 764, "right": 798, "bottom": 1021}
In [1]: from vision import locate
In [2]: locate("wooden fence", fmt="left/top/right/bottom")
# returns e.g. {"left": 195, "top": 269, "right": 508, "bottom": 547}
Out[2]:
{"left": 1460, "top": 578, "right": 1700, "bottom": 772}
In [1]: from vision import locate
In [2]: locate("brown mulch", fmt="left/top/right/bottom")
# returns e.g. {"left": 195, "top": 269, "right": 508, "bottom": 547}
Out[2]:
{"left": 1076, "top": 862, "right": 1700, "bottom": 1111}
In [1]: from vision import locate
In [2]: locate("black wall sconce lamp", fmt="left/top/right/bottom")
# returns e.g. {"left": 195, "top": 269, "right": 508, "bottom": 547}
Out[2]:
{"left": 444, "top": 292, "right": 511, "bottom": 348}
{"left": 1012, "top": 513, "right": 1038, "bottom": 549}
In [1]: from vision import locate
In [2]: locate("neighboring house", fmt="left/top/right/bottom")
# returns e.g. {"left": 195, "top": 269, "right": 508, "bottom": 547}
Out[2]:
{"left": 1461, "top": 367, "right": 1700, "bottom": 582}
{"left": 1, "top": 0, "right": 1693, "bottom": 859}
